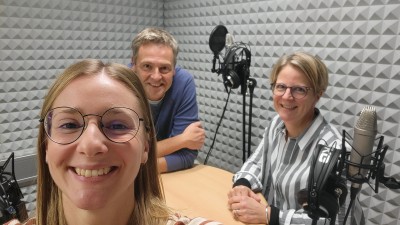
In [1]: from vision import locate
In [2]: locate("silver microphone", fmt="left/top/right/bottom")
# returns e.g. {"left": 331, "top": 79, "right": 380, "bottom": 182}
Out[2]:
{"left": 348, "top": 105, "right": 377, "bottom": 189}
{"left": 224, "top": 33, "right": 234, "bottom": 57}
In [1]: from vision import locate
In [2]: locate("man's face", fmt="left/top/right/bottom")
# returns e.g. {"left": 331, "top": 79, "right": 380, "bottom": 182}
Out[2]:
{"left": 132, "top": 43, "right": 175, "bottom": 101}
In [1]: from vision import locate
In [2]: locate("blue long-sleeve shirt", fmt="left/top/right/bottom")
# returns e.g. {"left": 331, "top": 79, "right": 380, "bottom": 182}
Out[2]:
{"left": 150, "top": 66, "right": 199, "bottom": 172}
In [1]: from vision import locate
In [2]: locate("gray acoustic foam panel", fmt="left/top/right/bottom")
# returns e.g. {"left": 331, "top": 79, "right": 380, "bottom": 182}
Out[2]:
{"left": 0, "top": 0, "right": 163, "bottom": 214}
{"left": 164, "top": 0, "right": 400, "bottom": 224}
{"left": 1, "top": 0, "right": 400, "bottom": 224}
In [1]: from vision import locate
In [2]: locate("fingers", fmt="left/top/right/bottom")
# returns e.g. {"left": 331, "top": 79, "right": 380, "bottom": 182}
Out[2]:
{"left": 182, "top": 121, "right": 206, "bottom": 150}
{"left": 227, "top": 195, "right": 241, "bottom": 205}
{"left": 229, "top": 198, "right": 267, "bottom": 224}
{"left": 187, "top": 121, "right": 202, "bottom": 129}
{"left": 228, "top": 185, "right": 252, "bottom": 198}
{"left": 229, "top": 201, "right": 242, "bottom": 219}
{"left": 232, "top": 208, "right": 240, "bottom": 219}
{"left": 229, "top": 186, "right": 262, "bottom": 203}
{"left": 249, "top": 191, "right": 262, "bottom": 202}
{"left": 184, "top": 121, "right": 205, "bottom": 137}
{"left": 192, "top": 121, "right": 202, "bottom": 128}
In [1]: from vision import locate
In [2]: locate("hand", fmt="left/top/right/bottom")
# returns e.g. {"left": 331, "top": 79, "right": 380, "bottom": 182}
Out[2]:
{"left": 182, "top": 121, "right": 205, "bottom": 150}
{"left": 228, "top": 185, "right": 261, "bottom": 202}
{"left": 228, "top": 194, "right": 267, "bottom": 224}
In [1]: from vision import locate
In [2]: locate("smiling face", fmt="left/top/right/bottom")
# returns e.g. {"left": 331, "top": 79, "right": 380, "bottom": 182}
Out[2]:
{"left": 45, "top": 72, "right": 149, "bottom": 211}
{"left": 273, "top": 65, "right": 320, "bottom": 135}
{"left": 132, "top": 43, "right": 175, "bottom": 101}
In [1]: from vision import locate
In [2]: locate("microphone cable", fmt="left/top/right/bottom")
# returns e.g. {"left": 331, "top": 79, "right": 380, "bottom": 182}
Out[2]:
{"left": 204, "top": 86, "right": 232, "bottom": 165}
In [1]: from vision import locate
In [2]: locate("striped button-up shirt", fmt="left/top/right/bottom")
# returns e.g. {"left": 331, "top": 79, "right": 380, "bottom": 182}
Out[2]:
{"left": 233, "top": 108, "right": 354, "bottom": 225}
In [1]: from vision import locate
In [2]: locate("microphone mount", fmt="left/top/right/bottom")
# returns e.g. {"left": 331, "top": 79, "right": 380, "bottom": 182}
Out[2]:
{"left": 340, "top": 129, "right": 399, "bottom": 224}
{"left": 339, "top": 130, "right": 395, "bottom": 193}
{"left": 207, "top": 25, "right": 255, "bottom": 163}
{"left": 300, "top": 128, "right": 399, "bottom": 225}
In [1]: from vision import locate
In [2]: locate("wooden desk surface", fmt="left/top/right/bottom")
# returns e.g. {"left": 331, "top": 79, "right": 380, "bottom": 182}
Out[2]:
{"left": 161, "top": 164, "right": 263, "bottom": 225}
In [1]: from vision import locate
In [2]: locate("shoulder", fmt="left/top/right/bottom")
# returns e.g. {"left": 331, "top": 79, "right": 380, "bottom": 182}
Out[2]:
{"left": 267, "top": 114, "right": 284, "bottom": 134}
{"left": 318, "top": 114, "right": 341, "bottom": 138}
{"left": 167, "top": 213, "right": 222, "bottom": 225}
{"left": 313, "top": 110, "right": 342, "bottom": 146}
{"left": 168, "top": 67, "right": 197, "bottom": 96}
{"left": 174, "top": 66, "right": 195, "bottom": 83}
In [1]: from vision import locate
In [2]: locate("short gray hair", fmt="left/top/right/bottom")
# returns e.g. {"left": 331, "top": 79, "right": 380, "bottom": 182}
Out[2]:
{"left": 131, "top": 27, "right": 179, "bottom": 66}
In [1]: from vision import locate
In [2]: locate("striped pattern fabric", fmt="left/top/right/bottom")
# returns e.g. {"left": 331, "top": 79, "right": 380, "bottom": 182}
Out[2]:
{"left": 233, "top": 109, "right": 345, "bottom": 224}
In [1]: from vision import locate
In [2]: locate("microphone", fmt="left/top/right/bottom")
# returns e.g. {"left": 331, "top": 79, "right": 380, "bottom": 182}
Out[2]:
{"left": 348, "top": 105, "right": 377, "bottom": 190}
{"left": 224, "top": 33, "right": 234, "bottom": 56}
{"left": 208, "top": 25, "right": 251, "bottom": 92}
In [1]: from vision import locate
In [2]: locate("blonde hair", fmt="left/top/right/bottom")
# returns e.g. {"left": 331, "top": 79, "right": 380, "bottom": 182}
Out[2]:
{"left": 131, "top": 27, "right": 179, "bottom": 66}
{"left": 37, "top": 59, "right": 170, "bottom": 225}
{"left": 269, "top": 52, "right": 329, "bottom": 96}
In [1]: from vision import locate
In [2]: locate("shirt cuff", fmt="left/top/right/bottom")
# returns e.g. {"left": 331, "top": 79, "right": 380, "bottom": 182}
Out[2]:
{"left": 233, "top": 178, "right": 251, "bottom": 188}
{"left": 269, "top": 205, "right": 279, "bottom": 225}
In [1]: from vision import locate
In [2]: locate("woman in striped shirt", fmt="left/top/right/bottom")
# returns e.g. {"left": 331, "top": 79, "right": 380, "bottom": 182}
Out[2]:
{"left": 227, "top": 52, "right": 357, "bottom": 225}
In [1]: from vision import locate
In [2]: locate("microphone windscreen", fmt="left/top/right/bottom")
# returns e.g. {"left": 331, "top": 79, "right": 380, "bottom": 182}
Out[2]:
{"left": 355, "top": 105, "right": 377, "bottom": 132}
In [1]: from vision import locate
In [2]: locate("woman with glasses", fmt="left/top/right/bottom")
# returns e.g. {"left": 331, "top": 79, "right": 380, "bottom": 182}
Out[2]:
{"left": 227, "top": 52, "right": 355, "bottom": 225}
{"left": 6, "top": 59, "right": 220, "bottom": 225}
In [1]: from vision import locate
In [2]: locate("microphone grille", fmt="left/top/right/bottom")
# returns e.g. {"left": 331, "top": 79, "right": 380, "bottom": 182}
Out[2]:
{"left": 225, "top": 33, "right": 234, "bottom": 48}
{"left": 355, "top": 105, "right": 377, "bottom": 131}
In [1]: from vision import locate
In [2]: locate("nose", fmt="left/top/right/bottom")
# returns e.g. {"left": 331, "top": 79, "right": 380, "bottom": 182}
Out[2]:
{"left": 76, "top": 120, "right": 108, "bottom": 157}
{"left": 282, "top": 87, "right": 294, "bottom": 99}
{"left": 150, "top": 68, "right": 162, "bottom": 80}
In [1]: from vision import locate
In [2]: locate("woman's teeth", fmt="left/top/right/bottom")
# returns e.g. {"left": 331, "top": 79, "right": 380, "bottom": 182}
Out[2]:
{"left": 75, "top": 167, "right": 111, "bottom": 177}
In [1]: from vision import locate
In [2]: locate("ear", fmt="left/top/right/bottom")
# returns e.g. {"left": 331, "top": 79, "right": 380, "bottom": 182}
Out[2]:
{"left": 314, "top": 91, "right": 323, "bottom": 103}
{"left": 172, "top": 67, "right": 176, "bottom": 76}
{"left": 130, "top": 57, "right": 136, "bottom": 70}
{"left": 141, "top": 139, "right": 149, "bottom": 164}
{"left": 45, "top": 149, "right": 49, "bottom": 163}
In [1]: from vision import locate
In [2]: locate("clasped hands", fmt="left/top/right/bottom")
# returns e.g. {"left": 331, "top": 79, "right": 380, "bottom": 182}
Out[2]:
{"left": 227, "top": 185, "right": 268, "bottom": 224}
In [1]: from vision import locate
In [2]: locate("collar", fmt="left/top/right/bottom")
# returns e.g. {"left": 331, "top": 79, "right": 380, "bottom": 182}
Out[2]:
{"left": 148, "top": 99, "right": 163, "bottom": 106}
{"left": 276, "top": 108, "right": 322, "bottom": 151}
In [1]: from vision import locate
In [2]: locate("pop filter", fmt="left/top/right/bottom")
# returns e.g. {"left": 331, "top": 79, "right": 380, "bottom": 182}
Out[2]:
{"left": 208, "top": 25, "right": 228, "bottom": 56}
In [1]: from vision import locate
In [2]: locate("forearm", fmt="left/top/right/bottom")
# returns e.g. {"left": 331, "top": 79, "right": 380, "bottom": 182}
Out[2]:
{"left": 157, "top": 157, "right": 168, "bottom": 173}
{"left": 233, "top": 139, "right": 265, "bottom": 191}
{"left": 162, "top": 150, "right": 197, "bottom": 172}
{"left": 156, "top": 135, "right": 186, "bottom": 157}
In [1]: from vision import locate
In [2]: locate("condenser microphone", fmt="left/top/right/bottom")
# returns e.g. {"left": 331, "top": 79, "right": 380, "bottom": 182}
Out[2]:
{"left": 226, "top": 33, "right": 234, "bottom": 45}
{"left": 225, "top": 33, "right": 234, "bottom": 51}
{"left": 348, "top": 105, "right": 377, "bottom": 189}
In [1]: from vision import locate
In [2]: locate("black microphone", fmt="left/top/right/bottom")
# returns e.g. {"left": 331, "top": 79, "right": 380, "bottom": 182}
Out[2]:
{"left": 348, "top": 105, "right": 377, "bottom": 191}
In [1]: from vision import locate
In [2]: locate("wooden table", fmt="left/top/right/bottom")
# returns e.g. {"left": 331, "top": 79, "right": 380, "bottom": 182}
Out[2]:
{"left": 161, "top": 164, "right": 264, "bottom": 225}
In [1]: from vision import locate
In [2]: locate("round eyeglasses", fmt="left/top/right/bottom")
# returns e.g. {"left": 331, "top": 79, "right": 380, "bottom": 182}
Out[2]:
{"left": 40, "top": 107, "right": 144, "bottom": 145}
{"left": 271, "top": 83, "right": 311, "bottom": 99}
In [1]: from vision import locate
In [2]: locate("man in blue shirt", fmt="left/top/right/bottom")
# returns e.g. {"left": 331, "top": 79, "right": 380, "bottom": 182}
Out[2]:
{"left": 130, "top": 27, "right": 205, "bottom": 173}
